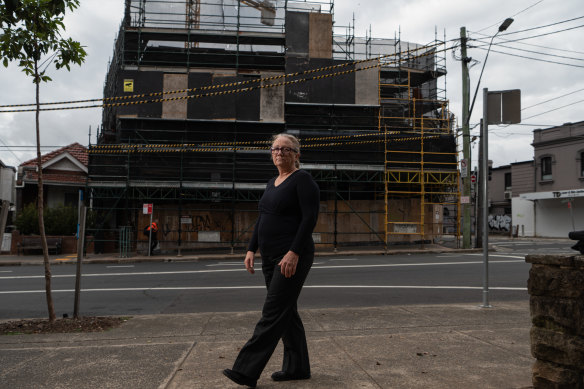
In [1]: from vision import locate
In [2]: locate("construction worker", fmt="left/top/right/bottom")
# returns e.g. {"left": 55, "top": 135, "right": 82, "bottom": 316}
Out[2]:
{"left": 145, "top": 219, "right": 159, "bottom": 255}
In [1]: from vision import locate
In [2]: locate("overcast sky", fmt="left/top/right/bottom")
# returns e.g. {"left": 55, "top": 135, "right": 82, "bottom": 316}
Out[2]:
{"left": 1, "top": 0, "right": 582, "bottom": 170}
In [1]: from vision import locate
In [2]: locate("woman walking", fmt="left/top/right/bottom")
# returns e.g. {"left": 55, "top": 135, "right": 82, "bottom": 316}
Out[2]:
{"left": 223, "top": 133, "right": 320, "bottom": 388}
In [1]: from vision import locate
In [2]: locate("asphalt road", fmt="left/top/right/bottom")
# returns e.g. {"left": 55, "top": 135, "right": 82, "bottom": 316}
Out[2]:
{"left": 0, "top": 239, "right": 574, "bottom": 320}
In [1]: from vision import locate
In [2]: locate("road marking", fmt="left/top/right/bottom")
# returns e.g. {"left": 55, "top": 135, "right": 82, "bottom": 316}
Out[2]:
{"left": 467, "top": 254, "right": 526, "bottom": 259}
{"left": 329, "top": 258, "right": 357, "bottom": 261}
{"left": 0, "top": 285, "right": 527, "bottom": 294}
{"left": 106, "top": 265, "right": 135, "bottom": 268}
{"left": 0, "top": 259, "right": 527, "bottom": 280}
{"left": 309, "top": 260, "right": 524, "bottom": 270}
{"left": 494, "top": 242, "right": 533, "bottom": 246}
{"left": 206, "top": 262, "right": 245, "bottom": 267}
{"left": 0, "top": 270, "right": 13, "bottom": 273}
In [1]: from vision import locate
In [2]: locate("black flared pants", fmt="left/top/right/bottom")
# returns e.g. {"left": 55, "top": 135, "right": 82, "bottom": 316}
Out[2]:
{"left": 231, "top": 252, "right": 313, "bottom": 380}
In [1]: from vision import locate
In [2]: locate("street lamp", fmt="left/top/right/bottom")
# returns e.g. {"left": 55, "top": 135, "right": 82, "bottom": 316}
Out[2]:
{"left": 459, "top": 18, "right": 513, "bottom": 249}
{"left": 477, "top": 18, "right": 514, "bottom": 309}
{"left": 468, "top": 18, "right": 514, "bottom": 121}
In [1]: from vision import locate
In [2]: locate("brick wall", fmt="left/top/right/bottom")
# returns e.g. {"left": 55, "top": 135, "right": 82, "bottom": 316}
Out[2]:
{"left": 526, "top": 254, "right": 584, "bottom": 388}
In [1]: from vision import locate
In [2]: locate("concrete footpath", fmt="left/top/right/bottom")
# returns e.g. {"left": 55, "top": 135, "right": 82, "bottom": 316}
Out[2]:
{"left": 0, "top": 302, "right": 533, "bottom": 389}
{"left": 0, "top": 244, "right": 535, "bottom": 389}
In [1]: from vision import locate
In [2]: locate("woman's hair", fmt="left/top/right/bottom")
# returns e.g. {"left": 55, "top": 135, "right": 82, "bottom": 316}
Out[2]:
{"left": 271, "top": 133, "right": 300, "bottom": 168}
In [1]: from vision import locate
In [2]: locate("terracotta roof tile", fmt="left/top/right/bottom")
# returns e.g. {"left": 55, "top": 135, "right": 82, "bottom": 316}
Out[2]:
{"left": 20, "top": 143, "right": 88, "bottom": 167}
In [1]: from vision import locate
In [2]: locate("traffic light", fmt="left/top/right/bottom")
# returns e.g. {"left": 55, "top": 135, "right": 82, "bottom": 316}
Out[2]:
{"left": 488, "top": 165, "right": 492, "bottom": 181}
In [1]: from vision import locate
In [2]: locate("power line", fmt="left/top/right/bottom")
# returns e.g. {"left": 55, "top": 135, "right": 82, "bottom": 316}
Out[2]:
{"left": 522, "top": 88, "right": 584, "bottom": 110}
{"left": 0, "top": 42, "right": 444, "bottom": 111}
{"left": 0, "top": 145, "right": 65, "bottom": 149}
{"left": 470, "top": 29, "right": 584, "bottom": 56}
{"left": 471, "top": 23, "right": 584, "bottom": 47}
{"left": 476, "top": 0, "right": 545, "bottom": 33}
{"left": 0, "top": 136, "right": 23, "bottom": 164}
{"left": 522, "top": 98, "right": 584, "bottom": 120}
{"left": 500, "top": 15, "right": 584, "bottom": 36}
{"left": 489, "top": 42, "right": 584, "bottom": 62}
{"left": 474, "top": 46, "right": 584, "bottom": 68}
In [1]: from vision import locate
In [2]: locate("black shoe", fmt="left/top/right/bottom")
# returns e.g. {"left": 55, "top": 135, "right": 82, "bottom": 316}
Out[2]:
{"left": 271, "top": 371, "right": 311, "bottom": 381}
{"left": 223, "top": 369, "right": 257, "bottom": 388}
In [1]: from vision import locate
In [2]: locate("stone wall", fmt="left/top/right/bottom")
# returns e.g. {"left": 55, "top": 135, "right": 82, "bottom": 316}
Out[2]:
{"left": 526, "top": 254, "right": 584, "bottom": 388}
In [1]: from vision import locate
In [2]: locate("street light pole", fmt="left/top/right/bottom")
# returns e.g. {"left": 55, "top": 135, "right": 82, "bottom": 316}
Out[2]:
{"left": 460, "top": 18, "right": 513, "bottom": 250}
{"left": 481, "top": 88, "right": 491, "bottom": 308}
{"left": 476, "top": 18, "right": 514, "bottom": 309}
{"left": 469, "top": 18, "right": 514, "bottom": 122}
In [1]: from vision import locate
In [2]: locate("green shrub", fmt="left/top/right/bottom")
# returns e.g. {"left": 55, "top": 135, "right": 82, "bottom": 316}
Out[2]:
{"left": 14, "top": 203, "right": 39, "bottom": 235}
{"left": 45, "top": 205, "right": 78, "bottom": 235}
{"left": 15, "top": 204, "right": 79, "bottom": 235}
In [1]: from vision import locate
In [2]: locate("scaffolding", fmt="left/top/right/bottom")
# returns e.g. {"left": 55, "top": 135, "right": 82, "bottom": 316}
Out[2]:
{"left": 376, "top": 33, "right": 459, "bottom": 245}
{"left": 332, "top": 20, "right": 458, "bottom": 245}
{"left": 88, "top": 0, "right": 459, "bottom": 255}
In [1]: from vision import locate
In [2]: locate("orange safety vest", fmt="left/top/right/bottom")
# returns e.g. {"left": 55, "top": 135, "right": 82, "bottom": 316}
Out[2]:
{"left": 147, "top": 222, "right": 158, "bottom": 232}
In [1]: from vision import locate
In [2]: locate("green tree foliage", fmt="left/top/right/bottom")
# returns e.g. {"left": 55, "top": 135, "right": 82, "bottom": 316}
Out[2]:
{"left": 1, "top": 0, "right": 87, "bottom": 322}
{"left": 0, "top": 0, "right": 86, "bottom": 79}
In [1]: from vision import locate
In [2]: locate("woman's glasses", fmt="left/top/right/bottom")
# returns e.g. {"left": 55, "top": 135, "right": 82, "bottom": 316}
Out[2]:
{"left": 270, "top": 147, "right": 298, "bottom": 154}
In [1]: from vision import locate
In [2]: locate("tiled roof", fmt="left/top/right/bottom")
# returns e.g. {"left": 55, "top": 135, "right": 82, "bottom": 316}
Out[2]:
{"left": 19, "top": 143, "right": 88, "bottom": 186}
{"left": 20, "top": 143, "right": 88, "bottom": 167}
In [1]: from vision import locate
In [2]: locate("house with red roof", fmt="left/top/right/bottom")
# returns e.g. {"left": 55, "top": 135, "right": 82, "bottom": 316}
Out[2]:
{"left": 16, "top": 143, "right": 88, "bottom": 211}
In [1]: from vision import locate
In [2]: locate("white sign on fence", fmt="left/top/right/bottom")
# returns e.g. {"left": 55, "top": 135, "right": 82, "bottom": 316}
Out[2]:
{"left": 393, "top": 224, "right": 418, "bottom": 234}
{"left": 198, "top": 231, "right": 220, "bottom": 242}
{"left": 1, "top": 233, "right": 11, "bottom": 252}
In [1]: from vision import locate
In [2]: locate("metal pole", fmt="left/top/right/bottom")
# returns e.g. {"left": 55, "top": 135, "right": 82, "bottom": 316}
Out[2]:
{"left": 569, "top": 199, "right": 576, "bottom": 231}
{"left": 148, "top": 212, "right": 152, "bottom": 257}
{"left": 178, "top": 148, "right": 183, "bottom": 257}
{"left": 476, "top": 120, "right": 483, "bottom": 248}
{"left": 74, "top": 205, "right": 86, "bottom": 318}
{"left": 481, "top": 88, "right": 491, "bottom": 308}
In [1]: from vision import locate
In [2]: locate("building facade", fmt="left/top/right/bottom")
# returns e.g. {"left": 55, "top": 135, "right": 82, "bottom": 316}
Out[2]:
{"left": 87, "top": 0, "right": 459, "bottom": 253}
{"left": 0, "top": 159, "right": 16, "bottom": 252}
{"left": 16, "top": 143, "right": 88, "bottom": 211}
{"left": 489, "top": 121, "right": 584, "bottom": 238}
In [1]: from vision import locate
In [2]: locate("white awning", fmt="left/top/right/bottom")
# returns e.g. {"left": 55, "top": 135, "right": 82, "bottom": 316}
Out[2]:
{"left": 520, "top": 188, "right": 584, "bottom": 200}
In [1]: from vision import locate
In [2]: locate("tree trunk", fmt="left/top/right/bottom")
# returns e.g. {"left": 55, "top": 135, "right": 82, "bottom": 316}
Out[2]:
{"left": 34, "top": 51, "right": 56, "bottom": 322}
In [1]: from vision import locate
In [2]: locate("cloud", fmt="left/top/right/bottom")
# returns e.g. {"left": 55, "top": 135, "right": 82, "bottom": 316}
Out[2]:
{"left": 1, "top": 0, "right": 583, "bottom": 170}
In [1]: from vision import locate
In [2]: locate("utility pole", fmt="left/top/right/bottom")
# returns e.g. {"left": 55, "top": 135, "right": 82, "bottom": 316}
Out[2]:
{"left": 460, "top": 27, "right": 471, "bottom": 248}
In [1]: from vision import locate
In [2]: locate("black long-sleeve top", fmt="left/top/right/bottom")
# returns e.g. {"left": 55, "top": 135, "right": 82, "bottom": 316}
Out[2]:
{"left": 247, "top": 169, "right": 320, "bottom": 256}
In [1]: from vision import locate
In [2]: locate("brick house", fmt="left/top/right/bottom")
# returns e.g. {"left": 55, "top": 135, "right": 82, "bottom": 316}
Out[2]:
{"left": 16, "top": 143, "right": 88, "bottom": 210}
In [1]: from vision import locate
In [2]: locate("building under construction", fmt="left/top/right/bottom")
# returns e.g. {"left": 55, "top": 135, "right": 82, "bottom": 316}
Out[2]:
{"left": 88, "top": 0, "right": 459, "bottom": 254}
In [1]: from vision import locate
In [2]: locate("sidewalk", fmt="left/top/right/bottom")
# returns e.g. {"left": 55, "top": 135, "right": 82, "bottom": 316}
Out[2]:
{"left": 0, "top": 301, "right": 534, "bottom": 389}
{"left": 0, "top": 242, "right": 479, "bottom": 267}
{"left": 0, "top": 244, "right": 535, "bottom": 388}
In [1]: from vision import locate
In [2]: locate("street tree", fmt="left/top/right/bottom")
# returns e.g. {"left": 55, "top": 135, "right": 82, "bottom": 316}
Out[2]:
{"left": 0, "top": 0, "right": 87, "bottom": 321}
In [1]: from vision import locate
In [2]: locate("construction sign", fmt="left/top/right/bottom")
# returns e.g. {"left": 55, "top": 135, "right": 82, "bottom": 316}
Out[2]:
{"left": 124, "top": 79, "right": 134, "bottom": 93}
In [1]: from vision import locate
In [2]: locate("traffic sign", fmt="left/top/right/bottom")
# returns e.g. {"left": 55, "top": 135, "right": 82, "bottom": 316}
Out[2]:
{"left": 471, "top": 174, "right": 477, "bottom": 183}
{"left": 143, "top": 203, "right": 153, "bottom": 215}
{"left": 460, "top": 159, "right": 468, "bottom": 178}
